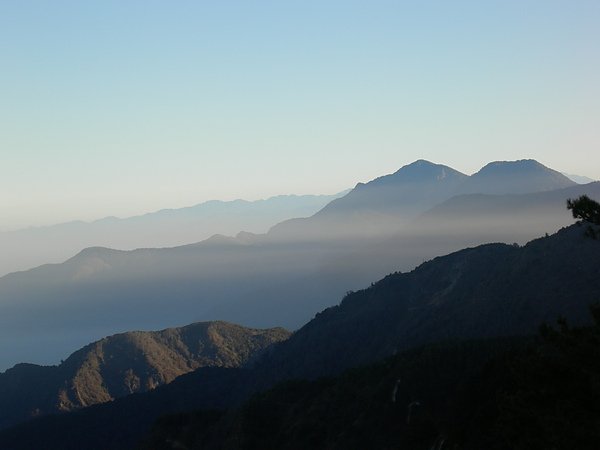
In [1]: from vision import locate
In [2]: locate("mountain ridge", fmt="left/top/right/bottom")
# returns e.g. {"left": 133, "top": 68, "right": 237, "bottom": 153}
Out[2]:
{"left": 0, "top": 321, "right": 289, "bottom": 430}
{"left": 0, "top": 192, "right": 347, "bottom": 277}
{"left": 456, "top": 159, "right": 576, "bottom": 195}
{"left": 1, "top": 222, "right": 599, "bottom": 449}
{"left": 269, "top": 159, "right": 576, "bottom": 240}
{"left": 254, "top": 223, "right": 600, "bottom": 380}
{"left": 0, "top": 159, "right": 592, "bottom": 371}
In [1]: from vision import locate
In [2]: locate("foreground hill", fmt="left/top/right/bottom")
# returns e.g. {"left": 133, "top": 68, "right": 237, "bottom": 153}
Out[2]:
{"left": 143, "top": 314, "right": 600, "bottom": 450}
{"left": 1, "top": 223, "right": 598, "bottom": 449}
{"left": 0, "top": 322, "right": 289, "bottom": 430}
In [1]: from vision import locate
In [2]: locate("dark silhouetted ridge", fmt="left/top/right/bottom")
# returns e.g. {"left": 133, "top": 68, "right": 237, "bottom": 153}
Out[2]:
{"left": 256, "top": 223, "right": 600, "bottom": 380}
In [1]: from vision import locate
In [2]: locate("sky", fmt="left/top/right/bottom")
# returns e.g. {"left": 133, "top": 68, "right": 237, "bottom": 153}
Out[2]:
{"left": 1, "top": 0, "right": 599, "bottom": 230}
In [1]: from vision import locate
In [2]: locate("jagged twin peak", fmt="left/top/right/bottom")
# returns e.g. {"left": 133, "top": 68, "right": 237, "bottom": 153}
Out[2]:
{"left": 334, "top": 158, "right": 576, "bottom": 208}
{"left": 269, "top": 158, "right": 576, "bottom": 239}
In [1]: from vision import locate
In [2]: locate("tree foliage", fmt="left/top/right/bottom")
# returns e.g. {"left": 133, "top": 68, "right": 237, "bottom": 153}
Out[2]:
{"left": 567, "top": 195, "right": 600, "bottom": 238}
{"left": 567, "top": 195, "right": 600, "bottom": 225}
{"left": 138, "top": 307, "right": 600, "bottom": 450}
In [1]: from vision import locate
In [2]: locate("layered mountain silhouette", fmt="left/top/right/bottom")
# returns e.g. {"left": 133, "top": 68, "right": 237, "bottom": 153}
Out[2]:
{"left": 0, "top": 159, "right": 594, "bottom": 371}
{"left": 255, "top": 223, "right": 600, "bottom": 380}
{"left": 0, "top": 192, "right": 345, "bottom": 277}
{"left": 0, "top": 322, "right": 288, "bottom": 430}
{"left": 269, "top": 159, "right": 576, "bottom": 240}
{"left": 1, "top": 222, "right": 599, "bottom": 449}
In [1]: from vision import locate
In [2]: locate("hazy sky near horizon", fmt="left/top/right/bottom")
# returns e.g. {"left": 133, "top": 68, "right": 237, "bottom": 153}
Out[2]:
{"left": 1, "top": 0, "right": 599, "bottom": 230}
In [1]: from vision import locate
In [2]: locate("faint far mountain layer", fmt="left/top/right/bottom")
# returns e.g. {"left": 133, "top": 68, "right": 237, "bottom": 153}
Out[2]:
{"left": 563, "top": 172, "right": 597, "bottom": 184}
{"left": 0, "top": 321, "right": 289, "bottom": 430}
{"left": 0, "top": 192, "right": 346, "bottom": 277}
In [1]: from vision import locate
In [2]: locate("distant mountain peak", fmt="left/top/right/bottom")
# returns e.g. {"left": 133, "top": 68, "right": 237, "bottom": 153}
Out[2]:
{"left": 563, "top": 173, "right": 597, "bottom": 184}
{"left": 396, "top": 159, "right": 454, "bottom": 172}
{"left": 74, "top": 246, "right": 114, "bottom": 256}
{"left": 404, "top": 158, "right": 436, "bottom": 166}
{"left": 69, "top": 246, "right": 124, "bottom": 262}
{"left": 476, "top": 159, "right": 549, "bottom": 174}
{"left": 458, "top": 159, "right": 576, "bottom": 195}
{"left": 296, "top": 160, "right": 469, "bottom": 232}
{"left": 367, "top": 160, "right": 467, "bottom": 186}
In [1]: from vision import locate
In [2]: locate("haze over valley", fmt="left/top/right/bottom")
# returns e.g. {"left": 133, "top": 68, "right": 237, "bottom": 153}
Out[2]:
{"left": 0, "top": 159, "right": 598, "bottom": 371}
{"left": 2, "top": 1, "right": 600, "bottom": 448}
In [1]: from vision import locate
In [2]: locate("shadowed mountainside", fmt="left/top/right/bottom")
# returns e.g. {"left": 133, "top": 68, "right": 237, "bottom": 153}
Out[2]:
{"left": 254, "top": 223, "right": 600, "bottom": 381}
{"left": 142, "top": 313, "right": 600, "bottom": 450}
{"left": 0, "top": 322, "right": 289, "bottom": 430}
{"left": 1, "top": 223, "right": 599, "bottom": 449}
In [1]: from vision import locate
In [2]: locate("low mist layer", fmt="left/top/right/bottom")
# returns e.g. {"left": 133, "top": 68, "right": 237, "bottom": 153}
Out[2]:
{"left": 0, "top": 160, "right": 596, "bottom": 371}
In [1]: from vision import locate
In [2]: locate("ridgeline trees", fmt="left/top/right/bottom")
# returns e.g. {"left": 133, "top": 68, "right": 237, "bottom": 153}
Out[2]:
{"left": 567, "top": 195, "right": 600, "bottom": 238}
{"left": 567, "top": 195, "right": 600, "bottom": 225}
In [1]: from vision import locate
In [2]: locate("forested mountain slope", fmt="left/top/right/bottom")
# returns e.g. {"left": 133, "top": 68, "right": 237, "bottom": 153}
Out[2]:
{"left": 1, "top": 223, "right": 598, "bottom": 449}
{"left": 0, "top": 322, "right": 288, "bottom": 430}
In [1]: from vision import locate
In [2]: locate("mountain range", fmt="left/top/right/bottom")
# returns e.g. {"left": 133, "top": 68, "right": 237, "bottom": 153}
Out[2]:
{"left": 1, "top": 221, "right": 598, "bottom": 449}
{"left": 1, "top": 159, "right": 597, "bottom": 371}
{"left": 0, "top": 192, "right": 346, "bottom": 277}
{"left": 269, "top": 159, "right": 576, "bottom": 240}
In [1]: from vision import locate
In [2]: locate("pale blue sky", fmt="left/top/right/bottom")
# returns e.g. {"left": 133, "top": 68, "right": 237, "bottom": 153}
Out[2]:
{"left": 1, "top": 0, "right": 599, "bottom": 229}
